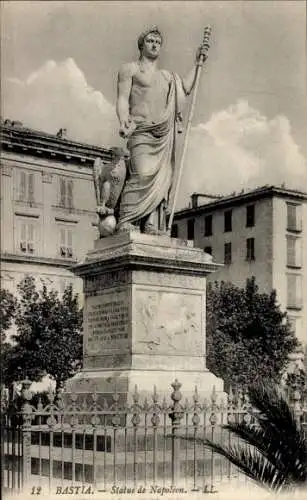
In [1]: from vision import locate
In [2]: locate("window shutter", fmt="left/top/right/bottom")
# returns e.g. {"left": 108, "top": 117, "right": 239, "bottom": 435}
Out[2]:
{"left": 27, "top": 223, "right": 34, "bottom": 243}
{"left": 287, "top": 204, "right": 296, "bottom": 230}
{"left": 287, "top": 275, "right": 296, "bottom": 308}
{"left": 19, "top": 171, "right": 26, "bottom": 200}
{"left": 60, "top": 178, "right": 66, "bottom": 206}
{"left": 20, "top": 222, "right": 27, "bottom": 252}
{"left": 21, "top": 222, "right": 27, "bottom": 241}
{"left": 27, "top": 223, "right": 35, "bottom": 253}
{"left": 60, "top": 228, "right": 66, "bottom": 245}
{"left": 60, "top": 227, "right": 66, "bottom": 256}
{"left": 67, "top": 180, "right": 73, "bottom": 208}
{"left": 28, "top": 173, "right": 35, "bottom": 202}
{"left": 67, "top": 230, "right": 73, "bottom": 257}
{"left": 67, "top": 229, "right": 72, "bottom": 247}
{"left": 287, "top": 274, "right": 302, "bottom": 308}
{"left": 287, "top": 237, "right": 295, "bottom": 267}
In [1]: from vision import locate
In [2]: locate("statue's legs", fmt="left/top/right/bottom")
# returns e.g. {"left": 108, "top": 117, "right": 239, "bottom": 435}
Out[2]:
{"left": 142, "top": 201, "right": 166, "bottom": 235}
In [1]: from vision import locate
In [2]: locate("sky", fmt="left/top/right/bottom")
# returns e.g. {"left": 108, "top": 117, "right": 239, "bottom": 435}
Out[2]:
{"left": 1, "top": 0, "right": 307, "bottom": 207}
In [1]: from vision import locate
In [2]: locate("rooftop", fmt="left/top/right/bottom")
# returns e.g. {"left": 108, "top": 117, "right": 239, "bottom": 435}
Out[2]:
{"left": 0, "top": 119, "right": 113, "bottom": 166}
{"left": 175, "top": 185, "right": 307, "bottom": 220}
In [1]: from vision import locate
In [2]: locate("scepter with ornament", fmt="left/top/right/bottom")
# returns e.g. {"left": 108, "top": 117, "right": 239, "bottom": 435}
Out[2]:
{"left": 167, "top": 26, "right": 212, "bottom": 234}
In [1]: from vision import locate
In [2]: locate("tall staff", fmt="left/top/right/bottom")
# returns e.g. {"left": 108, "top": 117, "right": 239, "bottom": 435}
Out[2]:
{"left": 167, "top": 26, "right": 212, "bottom": 234}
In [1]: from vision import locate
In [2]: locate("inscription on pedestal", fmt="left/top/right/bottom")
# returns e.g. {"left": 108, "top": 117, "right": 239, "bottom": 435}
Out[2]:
{"left": 85, "top": 290, "right": 129, "bottom": 355}
{"left": 84, "top": 270, "right": 130, "bottom": 296}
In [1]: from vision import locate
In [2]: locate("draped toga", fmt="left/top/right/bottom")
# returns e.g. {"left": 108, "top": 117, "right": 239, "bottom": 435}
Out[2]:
{"left": 118, "top": 72, "right": 186, "bottom": 229}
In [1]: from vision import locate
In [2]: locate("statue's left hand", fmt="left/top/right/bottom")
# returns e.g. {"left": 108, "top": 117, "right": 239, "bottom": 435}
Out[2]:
{"left": 196, "top": 44, "right": 209, "bottom": 64}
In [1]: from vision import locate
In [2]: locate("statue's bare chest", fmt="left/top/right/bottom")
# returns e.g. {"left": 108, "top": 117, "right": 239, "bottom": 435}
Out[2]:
{"left": 132, "top": 68, "right": 171, "bottom": 93}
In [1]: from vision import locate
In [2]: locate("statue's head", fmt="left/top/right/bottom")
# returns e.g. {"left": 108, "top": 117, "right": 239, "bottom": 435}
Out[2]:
{"left": 138, "top": 26, "right": 163, "bottom": 57}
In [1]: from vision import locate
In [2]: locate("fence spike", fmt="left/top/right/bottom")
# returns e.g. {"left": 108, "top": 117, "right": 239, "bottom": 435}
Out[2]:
{"left": 211, "top": 385, "right": 217, "bottom": 403}
{"left": 132, "top": 384, "right": 140, "bottom": 404}
{"left": 193, "top": 385, "right": 199, "bottom": 403}
{"left": 37, "top": 395, "right": 43, "bottom": 411}
{"left": 171, "top": 379, "right": 182, "bottom": 403}
{"left": 47, "top": 384, "right": 55, "bottom": 403}
{"left": 228, "top": 385, "right": 233, "bottom": 403}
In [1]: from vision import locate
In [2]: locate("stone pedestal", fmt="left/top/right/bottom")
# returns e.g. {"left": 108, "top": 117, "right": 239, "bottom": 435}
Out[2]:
{"left": 65, "top": 232, "right": 224, "bottom": 401}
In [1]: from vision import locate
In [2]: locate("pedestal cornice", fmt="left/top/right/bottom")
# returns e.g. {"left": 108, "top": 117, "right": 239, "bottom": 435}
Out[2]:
{"left": 72, "top": 232, "right": 222, "bottom": 278}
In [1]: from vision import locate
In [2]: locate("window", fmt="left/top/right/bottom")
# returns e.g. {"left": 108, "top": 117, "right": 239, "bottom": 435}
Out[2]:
{"left": 44, "top": 432, "right": 112, "bottom": 452}
{"left": 31, "top": 458, "right": 94, "bottom": 483}
{"left": 224, "top": 210, "right": 232, "bottom": 232}
{"left": 246, "top": 238, "right": 255, "bottom": 261}
{"left": 224, "top": 242, "right": 232, "bottom": 265}
{"left": 75, "top": 463, "right": 93, "bottom": 483}
{"left": 204, "top": 215, "right": 213, "bottom": 236}
{"left": 63, "top": 461, "right": 73, "bottom": 480}
{"left": 18, "top": 171, "right": 35, "bottom": 203}
{"left": 31, "top": 458, "right": 49, "bottom": 476}
{"left": 246, "top": 205, "right": 255, "bottom": 227}
{"left": 31, "top": 458, "right": 39, "bottom": 475}
{"left": 204, "top": 246, "right": 212, "bottom": 255}
{"left": 59, "top": 227, "right": 73, "bottom": 258}
{"left": 59, "top": 178, "right": 74, "bottom": 209}
{"left": 287, "top": 203, "right": 302, "bottom": 232}
{"left": 187, "top": 219, "right": 194, "bottom": 240}
{"left": 287, "top": 274, "right": 302, "bottom": 309}
{"left": 171, "top": 224, "right": 178, "bottom": 238}
{"left": 19, "top": 222, "right": 35, "bottom": 254}
{"left": 287, "top": 236, "right": 302, "bottom": 268}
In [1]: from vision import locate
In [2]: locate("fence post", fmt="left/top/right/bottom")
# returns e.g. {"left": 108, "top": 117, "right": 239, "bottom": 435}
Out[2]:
{"left": 170, "top": 379, "right": 183, "bottom": 488}
{"left": 21, "top": 379, "right": 33, "bottom": 487}
{"left": 209, "top": 386, "right": 217, "bottom": 493}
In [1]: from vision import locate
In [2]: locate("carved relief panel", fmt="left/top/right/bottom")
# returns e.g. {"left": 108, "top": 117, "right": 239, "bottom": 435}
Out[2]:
{"left": 134, "top": 288, "right": 204, "bottom": 356}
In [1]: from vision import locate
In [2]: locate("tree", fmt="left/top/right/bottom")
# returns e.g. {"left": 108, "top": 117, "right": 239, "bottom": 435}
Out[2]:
{"left": 203, "top": 383, "right": 307, "bottom": 493}
{"left": 1, "top": 288, "right": 18, "bottom": 399}
{"left": 0, "top": 288, "right": 16, "bottom": 342}
{"left": 206, "top": 278, "right": 298, "bottom": 389}
{"left": 4, "top": 276, "right": 83, "bottom": 391}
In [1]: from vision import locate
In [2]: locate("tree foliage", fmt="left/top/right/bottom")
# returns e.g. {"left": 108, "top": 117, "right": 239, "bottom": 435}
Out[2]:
{"left": 206, "top": 277, "right": 298, "bottom": 389}
{"left": 2, "top": 276, "right": 83, "bottom": 390}
{"left": 0, "top": 288, "right": 17, "bottom": 342}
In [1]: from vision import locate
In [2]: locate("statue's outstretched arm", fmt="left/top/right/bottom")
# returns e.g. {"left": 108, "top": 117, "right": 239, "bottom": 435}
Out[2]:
{"left": 182, "top": 45, "right": 208, "bottom": 96}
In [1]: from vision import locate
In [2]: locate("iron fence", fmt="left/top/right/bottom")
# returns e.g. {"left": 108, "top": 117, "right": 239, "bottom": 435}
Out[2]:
{"left": 2, "top": 378, "right": 306, "bottom": 497}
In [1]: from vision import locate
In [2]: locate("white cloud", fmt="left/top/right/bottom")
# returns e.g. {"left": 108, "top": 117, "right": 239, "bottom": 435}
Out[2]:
{"left": 2, "top": 58, "right": 119, "bottom": 147}
{"left": 178, "top": 100, "right": 307, "bottom": 207}
{"left": 2, "top": 61, "right": 306, "bottom": 207}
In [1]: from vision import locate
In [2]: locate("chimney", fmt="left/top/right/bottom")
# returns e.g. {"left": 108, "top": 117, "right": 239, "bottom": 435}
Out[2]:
{"left": 191, "top": 193, "right": 198, "bottom": 208}
{"left": 190, "top": 192, "right": 223, "bottom": 208}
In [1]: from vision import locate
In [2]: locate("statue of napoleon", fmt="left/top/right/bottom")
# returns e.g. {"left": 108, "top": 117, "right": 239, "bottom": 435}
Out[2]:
{"left": 96, "top": 26, "right": 209, "bottom": 237}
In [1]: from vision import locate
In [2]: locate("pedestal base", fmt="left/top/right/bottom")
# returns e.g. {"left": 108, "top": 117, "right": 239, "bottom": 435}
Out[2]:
{"left": 65, "top": 368, "right": 224, "bottom": 404}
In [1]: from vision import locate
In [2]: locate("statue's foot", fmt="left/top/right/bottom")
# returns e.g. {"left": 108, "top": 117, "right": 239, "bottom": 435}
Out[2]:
{"left": 143, "top": 223, "right": 167, "bottom": 236}
{"left": 117, "top": 222, "right": 140, "bottom": 233}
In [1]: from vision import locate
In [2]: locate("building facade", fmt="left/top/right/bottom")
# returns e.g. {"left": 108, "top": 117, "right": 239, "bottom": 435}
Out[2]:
{"left": 173, "top": 186, "right": 307, "bottom": 345}
{"left": 1, "top": 121, "right": 113, "bottom": 303}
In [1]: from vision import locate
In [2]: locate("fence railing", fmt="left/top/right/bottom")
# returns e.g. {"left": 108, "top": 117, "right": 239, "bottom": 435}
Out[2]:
{"left": 2, "top": 378, "right": 306, "bottom": 497}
